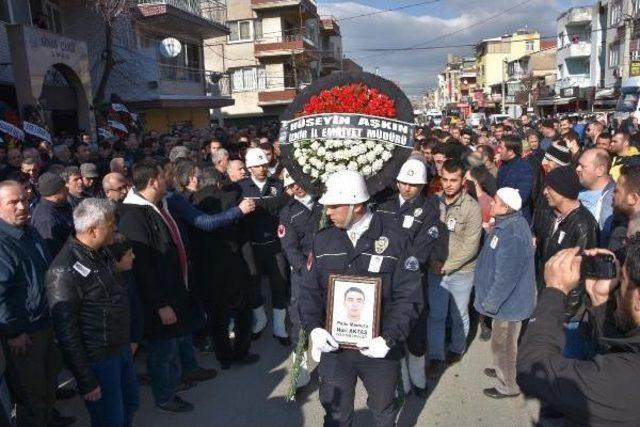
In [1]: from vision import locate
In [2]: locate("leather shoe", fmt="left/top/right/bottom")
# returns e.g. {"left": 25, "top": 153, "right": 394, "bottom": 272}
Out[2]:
{"left": 274, "top": 335, "right": 291, "bottom": 346}
{"left": 483, "top": 387, "right": 519, "bottom": 399}
{"left": 427, "top": 359, "right": 445, "bottom": 379}
{"left": 483, "top": 368, "right": 497, "bottom": 378}
{"left": 446, "top": 352, "right": 462, "bottom": 366}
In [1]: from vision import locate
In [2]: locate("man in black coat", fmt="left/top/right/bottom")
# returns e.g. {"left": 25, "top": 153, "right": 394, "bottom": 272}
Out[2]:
{"left": 30, "top": 172, "right": 73, "bottom": 258}
{"left": 517, "top": 246, "right": 640, "bottom": 426}
{"left": 118, "top": 159, "right": 202, "bottom": 413}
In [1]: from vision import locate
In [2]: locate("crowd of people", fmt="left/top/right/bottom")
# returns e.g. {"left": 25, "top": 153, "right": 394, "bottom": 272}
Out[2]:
{"left": 0, "top": 111, "right": 639, "bottom": 426}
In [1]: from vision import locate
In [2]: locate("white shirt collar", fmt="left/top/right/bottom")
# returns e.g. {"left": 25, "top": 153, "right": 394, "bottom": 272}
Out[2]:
{"left": 346, "top": 210, "right": 373, "bottom": 247}
{"left": 251, "top": 176, "right": 267, "bottom": 191}
{"left": 399, "top": 194, "right": 407, "bottom": 207}
{"left": 295, "top": 194, "right": 314, "bottom": 210}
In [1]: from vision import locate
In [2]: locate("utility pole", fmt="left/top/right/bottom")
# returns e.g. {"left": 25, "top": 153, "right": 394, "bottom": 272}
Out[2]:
{"left": 501, "top": 58, "right": 506, "bottom": 114}
{"left": 291, "top": 51, "right": 299, "bottom": 92}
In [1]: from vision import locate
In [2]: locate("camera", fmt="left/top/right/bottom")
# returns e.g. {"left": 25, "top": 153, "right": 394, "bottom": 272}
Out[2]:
{"left": 581, "top": 253, "right": 617, "bottom": 280}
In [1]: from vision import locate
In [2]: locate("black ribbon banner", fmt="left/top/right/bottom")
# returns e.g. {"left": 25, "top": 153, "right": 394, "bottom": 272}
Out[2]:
{"left": 279, "top": 113, "right": 416, "bottom": 148}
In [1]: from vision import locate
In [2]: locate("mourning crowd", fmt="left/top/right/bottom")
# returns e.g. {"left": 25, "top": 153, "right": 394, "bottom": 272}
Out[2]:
{"left": 0, "top": 113, "right": 639, "bottom": 426}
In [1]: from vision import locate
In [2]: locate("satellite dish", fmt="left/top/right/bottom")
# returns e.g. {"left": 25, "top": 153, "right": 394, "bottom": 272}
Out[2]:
{"left": 159, "top": 38, "right": 182, "bottom": 58}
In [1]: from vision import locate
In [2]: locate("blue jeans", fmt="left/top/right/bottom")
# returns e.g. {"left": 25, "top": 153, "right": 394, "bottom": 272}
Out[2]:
{"left": 85, "top": 346, "right": 139, "bottom": 427}
{"left": 427, "top": 270, "right": 474, "bottom": 360}
{"left": 177, "top": 334, "right": 199, "bottom": 376}
{"left": 147, "top": 338, "right": 180, "bottom": 406}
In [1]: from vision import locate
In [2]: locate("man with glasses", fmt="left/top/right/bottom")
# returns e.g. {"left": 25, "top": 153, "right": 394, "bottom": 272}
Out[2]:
{"left": 102, "top": 172, "right": 130, "bottom": 203}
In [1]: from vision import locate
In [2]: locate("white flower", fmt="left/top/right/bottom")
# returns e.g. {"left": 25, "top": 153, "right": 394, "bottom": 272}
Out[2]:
{"left": 310, "top": 169, "right": 320, "bottom": 179}
{"left": 372, "top": 159, "right": 384, "bottom": 172}
{"left": 381, "top": 151, "right": 393, "bottom": 161}
{"left": 356, "top": 154, "right": 367, "bottom": 165}
{"left": 294, "top": 149, "right": 302, "bottom": 159}
{"left": 333, "top": 140, "right": 344, "bottom": 148}
{"left": 347, "top": 161, "right": 358, "bottom": 171}
{"left": 320, "top": 173, "right": 330, "bottom": 182}
{"left": 385, "top": 143, "right": 395, "bottom": 150}
{"left": 362, "top": 165, "right": 373, "bottom": 176}
{"left": 317, "top": 146, "right": 326, "bottom": 157}
{"left": 303, "top": 164, "right": 311, "bottom": 174}
{"left": 366, "top": 140, "right": 376, "bottom": 149}
{"left": 325, "top": 152, "right": 335, "bottom": 161}
{"left": 365, "top": 152, "right": 377, "bottom": 163}
{"left": 310, "top": 141, "right": 320, "bottom": 151}
{"left": 373, "top": 145, "right": 384, "bottom": 155}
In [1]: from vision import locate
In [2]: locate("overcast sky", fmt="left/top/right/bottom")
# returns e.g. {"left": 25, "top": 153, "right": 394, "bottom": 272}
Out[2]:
{"left": 318, "top": 0, "right": 585, "bottom": 96}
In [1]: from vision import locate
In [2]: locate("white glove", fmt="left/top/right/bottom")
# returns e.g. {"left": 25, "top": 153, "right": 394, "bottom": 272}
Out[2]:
{"left": 310, "top": 328, "right": 339, "bottom": 362}
{"left": 357, "top": 337, "right": 390, "bottom": 359}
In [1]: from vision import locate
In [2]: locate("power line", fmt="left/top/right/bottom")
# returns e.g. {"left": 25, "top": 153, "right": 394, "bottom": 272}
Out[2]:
{"left": 335, "top": 0, "right": 441, "bottom": 22}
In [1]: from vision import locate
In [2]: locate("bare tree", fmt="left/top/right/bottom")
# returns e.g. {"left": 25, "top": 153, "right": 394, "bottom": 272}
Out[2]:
{"left": 515, "top": 73, "right": 538, "bottom": 110}
{"left": 90, "top": 0, "right": 127, "bottom": 103}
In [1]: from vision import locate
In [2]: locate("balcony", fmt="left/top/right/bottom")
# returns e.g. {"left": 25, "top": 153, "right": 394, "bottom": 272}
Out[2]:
{"left": 321, "top": 50, "right": 341, "bottom": 71}
{"left": 556, "top": 75, "right": 592, "bottom": 91}
{"left": 557, "top": 41, "right": 592, "bottom": 61}
{"left": 251, "top": 0, "right": 317, "bottom": 14}
{"left": 135, "top": 0, "right": 229, "bottom": 38}
{"left": 558, "top": 7, "right": 592, "bottom": 26}
{"left": 320, "top": 16, "right": 340, "bottom": 36}
{"left": 256, "top": 74, "right": 310, "bottom": 106}
{"left": 254, "top": 32, "right": 318, "bottom": 60}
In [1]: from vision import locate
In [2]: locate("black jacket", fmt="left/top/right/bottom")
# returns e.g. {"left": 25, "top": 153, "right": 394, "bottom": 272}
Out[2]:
{"left": 30, "top": 198, "right": 73, "bottom": 258}
{"left": 517, "top": 288, "right": 640, "bottom": 426}
{"left": 534, "top": 203, "right": 599, "bottom": 316}
{"left": 45, "top": 238, "right": 129, "bottom": 395}
{"left": 118, "top": 192, "right": 203, "bottom": 339}
{"left": 278, "top": 198, "right": 323, "bottom": 273}
{"left": 238, "top": 177, "right": 288, "bottom": 244}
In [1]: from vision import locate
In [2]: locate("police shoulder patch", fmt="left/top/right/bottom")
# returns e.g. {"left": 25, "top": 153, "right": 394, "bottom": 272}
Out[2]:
{"left": 428, "top": 225, "right": 439, "bottom": 239}
{"left": 374, "top": 236, "right": 389, "bottom": 254}
{"left": 270, "top": 186, "right": 277, "bottom": 196}
{"left": 277, "top": 224, "right": 286, "bottom": 238}
{"left": 404, "top": 256, "right": 420, "bottom": 272}
{"left": 413, "top": 207, "right": 423, "bottom": 218}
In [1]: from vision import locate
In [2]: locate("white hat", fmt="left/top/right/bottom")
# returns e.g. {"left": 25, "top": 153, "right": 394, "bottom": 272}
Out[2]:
{"left": 245, "top": 147, "right": 268, "bottom": 168}
{"left": 319, "top": 170, "right": 370, "bottom": 205}
{"left": 282, "top": 168, "right": 295, "bottom": 187}
{"left": 496, "top": 187, "right": 522, "bottom": 211}
{"left": 397, "top": 158, "right": 427, "bottom": 185}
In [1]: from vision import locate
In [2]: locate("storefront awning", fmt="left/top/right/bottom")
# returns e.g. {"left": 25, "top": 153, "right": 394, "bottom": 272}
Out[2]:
{"left": 123, "top": 95, "right": 234, "bottom": 110}
{"left": 537, "top": 97, "right": 576, "bottom": 106}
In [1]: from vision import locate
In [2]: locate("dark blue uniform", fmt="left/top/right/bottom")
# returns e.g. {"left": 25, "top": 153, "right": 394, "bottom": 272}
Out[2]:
{"left": 300, "top": 212, "right": 423, "bottom": 426}
{"left": 278, "top": 197, "right": 323, "bottom": 344}
{"left": 376, "top": 193, "right": 442, "bottom": 356}
{"left": 238, "top": 177, "right": 290, "bottom": 309}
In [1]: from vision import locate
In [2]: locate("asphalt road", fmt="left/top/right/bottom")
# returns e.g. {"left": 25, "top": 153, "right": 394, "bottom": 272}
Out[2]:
{"left": 58, "top": 325, "right": 546, "bottom": 427}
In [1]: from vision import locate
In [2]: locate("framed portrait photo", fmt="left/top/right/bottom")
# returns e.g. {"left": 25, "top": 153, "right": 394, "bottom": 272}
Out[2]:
{"left": 325, "top": 274, "right": 382, "bottom": 349}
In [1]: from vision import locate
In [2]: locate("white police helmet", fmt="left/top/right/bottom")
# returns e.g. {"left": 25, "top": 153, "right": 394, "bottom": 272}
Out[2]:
{"left": 245, "top": 147, "right": 269, "bottom": 168}
{"left": 396, "top": 158, "right": 427, "bottom": 185}
{"left": 319, "top": 170, "right": 370, "bottom": 205}
{"left": 282, "top": 168, "right": 295, "bottom": 187}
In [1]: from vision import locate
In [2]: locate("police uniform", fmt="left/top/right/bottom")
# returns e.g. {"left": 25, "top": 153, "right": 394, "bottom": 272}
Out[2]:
{"left": 238, "top": 176, "right": 290, "bottom": 311}
{"left": 376, "top": 193, "right": 441, "bottom": 357}
{"left": 300, "top": 212, "right": 423, "bottom": 426}
{"left": 278, "top": 196, "right": 323, "bottom": 344}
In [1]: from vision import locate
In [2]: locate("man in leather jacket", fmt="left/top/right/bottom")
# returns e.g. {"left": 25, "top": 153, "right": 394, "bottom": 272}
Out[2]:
{"left": 536, "top": 166, "right": 599, "bottom": 359}
{"left": 45, "top": 198, "right": 139, "bottom": 426}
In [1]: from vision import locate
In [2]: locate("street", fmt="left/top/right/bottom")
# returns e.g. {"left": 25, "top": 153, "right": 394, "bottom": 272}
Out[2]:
{"left": 59, "top": 326, "right": 542, "bottom": 427}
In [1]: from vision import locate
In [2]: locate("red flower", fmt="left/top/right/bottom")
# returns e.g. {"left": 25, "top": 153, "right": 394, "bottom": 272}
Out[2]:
{"left": 299, "top": 83, "right": 397, "bottom": 118}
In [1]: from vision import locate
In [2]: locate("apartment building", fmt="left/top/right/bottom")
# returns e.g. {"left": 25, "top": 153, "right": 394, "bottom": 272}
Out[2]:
{"left": 0, "top": 0, "right": 233, "bottom": 134}
{"left": 206, "top": 0, "right": 327, "bottom": 125}
{"left": 435, "top": 55, "right": 477, "bottom": 116}
{"left": 507, "top": 43, "right": 557, "bottom": 115}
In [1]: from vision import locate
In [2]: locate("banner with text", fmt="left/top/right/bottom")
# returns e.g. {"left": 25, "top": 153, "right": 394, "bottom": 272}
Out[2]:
{"left": 0, "top": 120, "right": 25, "bottom": 140}
{"left": 279, "top": 113, "right": 415, "bottom": 148}
{"left": 23, "top": 121, "right": 51, "bottom": 143}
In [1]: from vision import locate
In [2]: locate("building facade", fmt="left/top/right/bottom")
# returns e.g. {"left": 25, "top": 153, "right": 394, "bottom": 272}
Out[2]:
{"left": 205, "top": 0, "right": 329, "bottom": 125}
{"left": 0, "top": 0, "right": 233, "bottom": 135}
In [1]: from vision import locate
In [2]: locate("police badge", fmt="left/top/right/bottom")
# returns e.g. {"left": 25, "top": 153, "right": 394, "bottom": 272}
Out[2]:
{"left": 413, "top": 208, "right": 423, "bottom": 218}
{"left": 270, "top": 186, "right": 277, "bottom": 196}
{"left": 428, "top": 226, "right": 439, "bottom": 239}
{"left": 374, "top": 236, "right": 389, "bottom": 254}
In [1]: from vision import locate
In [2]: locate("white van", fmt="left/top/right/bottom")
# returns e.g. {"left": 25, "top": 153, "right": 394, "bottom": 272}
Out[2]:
{"left": 615, "top": 77, "right": 640, "bottom": 122}
{"left": 426, "top": 109, "right": 443, "bottom": 126}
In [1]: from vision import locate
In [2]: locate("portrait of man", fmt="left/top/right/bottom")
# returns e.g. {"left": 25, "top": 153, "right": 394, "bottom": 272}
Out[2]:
{"left": 344, "top": 287, "right": 365, "bottom": 323}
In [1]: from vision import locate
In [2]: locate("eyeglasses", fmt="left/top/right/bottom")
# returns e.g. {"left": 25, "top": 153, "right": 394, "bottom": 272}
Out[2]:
{"left": 107, "top": 185, "right": 128, "bottom": 193}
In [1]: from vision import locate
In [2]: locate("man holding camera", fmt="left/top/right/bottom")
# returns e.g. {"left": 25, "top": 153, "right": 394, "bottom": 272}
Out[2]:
{"left": 517, "top": 246, "right": 640, "bottom": 425}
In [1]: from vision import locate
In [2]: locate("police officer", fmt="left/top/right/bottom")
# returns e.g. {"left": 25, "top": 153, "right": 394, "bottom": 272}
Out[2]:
{"left": 278, "top": 169, "right": 323, "bottom": 387}
{"left": 300, "top": 170, "right": 423, "bottom": 426}
{"left": 239, "top": 147, "right": 290, "bottom": 344}
{"left": 376, "top": 158, "right": 441, "bottom": 396}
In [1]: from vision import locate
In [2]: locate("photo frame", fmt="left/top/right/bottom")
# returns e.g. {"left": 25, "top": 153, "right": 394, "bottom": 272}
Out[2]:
{"left": 325, "top": 274, "right": 382, "bottom": 349}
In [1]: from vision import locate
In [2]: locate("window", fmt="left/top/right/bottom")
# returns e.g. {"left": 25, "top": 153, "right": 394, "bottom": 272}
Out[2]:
{"left": 610, "top": 2, "right": 622, "bottom": 26}
{"left": 254, "top": 19, "right": 262, "bottom": 40}
{"left": 45, "top": 0, "right": 62, "bottom": 33}
{"left": 609, "top": 43, "right": 620, "bottom": 67}
{"left": 525, "top": 40, "right": 534, "bottom": 52}
{"left": 228, "top": 20, "right": 253, "bottom": 42}
{"left": 1, "top": 0, "right": 31, "bottom": 24}
{"left": 231, "top": 67, "right": 266, "bottom": 92}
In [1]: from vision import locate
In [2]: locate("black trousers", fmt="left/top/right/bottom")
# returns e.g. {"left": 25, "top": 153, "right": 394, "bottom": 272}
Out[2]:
{"left": 289, "top": 269, "right": 305, "bottom": 347}
{"left": 250, "top": 242, "right": 290, "bottom": 309}
{"left": 204, "top": 295, "right": 252, "bottom": 364}
{"left": 406, "top": 274, "right": 428, "bottom": 357}
{"left": 318, "top": 351, "right": 399, "bottom": 427}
